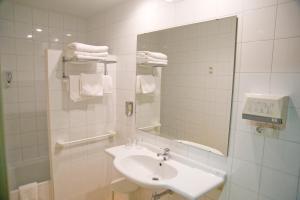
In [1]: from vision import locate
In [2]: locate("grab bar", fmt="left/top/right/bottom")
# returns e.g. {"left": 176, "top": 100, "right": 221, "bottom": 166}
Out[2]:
{"left": 56, "top": 130, "right": 117, "bottom": 148}
{"left": 138, "top": 123, "right": 161, "bottom": 131}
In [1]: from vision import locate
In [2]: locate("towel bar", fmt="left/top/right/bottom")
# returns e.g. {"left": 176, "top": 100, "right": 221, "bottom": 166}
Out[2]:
{"left": 62, "top": 57, "right": 117, "bottom": 78}
{"left": 56, "top": 130, "right": 117, "bottom": 148}
{"left": 138, "top": 123, "right": 161, "bottom": 131}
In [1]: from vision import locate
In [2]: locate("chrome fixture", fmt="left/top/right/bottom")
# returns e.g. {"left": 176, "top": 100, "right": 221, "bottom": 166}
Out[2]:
{"left": 157, "top": 148, "right": 170, "bottom": 161}
{"left": 125, "top": 101, "right": 134, "bottom": 117}
{"left": 4, "top": 71, "right": 13, "bottom": 88}
{"left": 152, "top": 189, "right": 173, "bottom": 200}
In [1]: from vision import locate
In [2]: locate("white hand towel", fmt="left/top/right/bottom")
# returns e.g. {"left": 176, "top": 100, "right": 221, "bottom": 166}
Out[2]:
{"left": 66, "top": 54, "right": 108, "bottom": 61}
{"left": 67, "top": 42, "right": 109, "bottom": 53}
{"left": 136, "top": 56, "right": 168, "bottom": 66}
{"left": 136, "top": 75, "right": 156, "bottom": 94}
{"left": 137, "top": 51, "right": 168, "bottom": 60}
{"left": 69, "top": 75, "right": 83, "bottom": 102}
{"left": 64, "top": 50, "right": 108, "bottom": 58}
{"left": 136, "top": 75, "right": 142, "bottom": 94}
{"left": 19, "top": 182, "right": 38, "bottom": 200}
{"left": 80, "top": 73, "right": 103, "bottom": 96}
{"left": 103, "top": 75, "right": 113, "bottom": 94}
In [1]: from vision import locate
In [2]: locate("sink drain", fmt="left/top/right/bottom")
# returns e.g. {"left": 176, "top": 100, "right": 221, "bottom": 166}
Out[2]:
{"left": 152, "top": 177, "right": 159, "bottom": 181}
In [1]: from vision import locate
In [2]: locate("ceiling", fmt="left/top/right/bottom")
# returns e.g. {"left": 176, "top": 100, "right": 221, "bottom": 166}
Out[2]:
{"left": 13, "top": 0, "right": 128, "bottom": 18}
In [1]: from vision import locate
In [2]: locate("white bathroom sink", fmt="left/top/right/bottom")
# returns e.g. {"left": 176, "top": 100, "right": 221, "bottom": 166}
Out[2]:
{"left": 114, "top": 154, "right": 178, "bottom": 187}
{"left": 106, "top": 145, "right": 226, "bottom": 200}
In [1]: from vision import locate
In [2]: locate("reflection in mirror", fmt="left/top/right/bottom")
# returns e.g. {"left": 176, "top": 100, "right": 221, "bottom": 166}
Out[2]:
{"left": 136, "top": 17, "right": 237, "bottom": 156}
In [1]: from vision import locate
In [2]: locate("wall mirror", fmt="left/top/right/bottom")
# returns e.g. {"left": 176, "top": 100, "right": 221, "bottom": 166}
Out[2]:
{"left": 136, "top": 16, "right": 237, "bottom": 156}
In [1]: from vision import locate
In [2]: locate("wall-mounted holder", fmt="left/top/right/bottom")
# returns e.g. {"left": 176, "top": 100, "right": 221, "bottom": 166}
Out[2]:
{"left": 242, "top": 94, "right": 289, "bottom": 134}
{"left": 4, "top": 71, "right": 13, "bottom": 88}
{"left": 125, "top": 101, "right": 134, "bottom": 117}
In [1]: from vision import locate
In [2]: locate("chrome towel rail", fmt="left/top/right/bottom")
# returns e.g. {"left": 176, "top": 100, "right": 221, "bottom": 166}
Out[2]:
{"left": 56, "top": 130, "right": 117, "bottom": 148}
{"left": 62, "top": 57, "right": 117, "bottom": 78}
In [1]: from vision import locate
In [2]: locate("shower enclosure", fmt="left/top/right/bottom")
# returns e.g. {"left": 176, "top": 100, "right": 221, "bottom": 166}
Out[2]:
{"left": 0, "top": 0, "right": 89, "bottom": 198}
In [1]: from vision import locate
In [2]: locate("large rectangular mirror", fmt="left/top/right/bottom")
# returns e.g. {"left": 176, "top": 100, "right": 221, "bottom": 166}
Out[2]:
{"left": 136, "top": 17, "right": 237, "bottom": 156}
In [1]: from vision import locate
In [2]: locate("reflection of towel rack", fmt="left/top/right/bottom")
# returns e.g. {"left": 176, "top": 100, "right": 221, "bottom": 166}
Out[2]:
{"left": 62, "top": 57, "right": 117, "bottom": 79}
{"left": 138, "top": 123, "right": 161, "bottom": 131}
{"left": 56, "top": 130, "right": 117, "bottom": 148}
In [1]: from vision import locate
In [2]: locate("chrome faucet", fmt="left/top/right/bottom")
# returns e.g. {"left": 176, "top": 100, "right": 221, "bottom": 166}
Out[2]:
{"left": 157, "top": 148, "right": 170, "bottom": 161}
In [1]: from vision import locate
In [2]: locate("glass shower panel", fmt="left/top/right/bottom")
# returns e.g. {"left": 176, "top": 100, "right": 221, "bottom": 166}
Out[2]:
{"left": 0, "top": 0, "right": 50, "bottom": 194}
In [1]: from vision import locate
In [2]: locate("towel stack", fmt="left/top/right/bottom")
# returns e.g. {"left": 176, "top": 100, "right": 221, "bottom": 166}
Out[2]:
{"left": 69, "top": 73, "right": 113, "bottom": 102}
{"left": 137, "top": 51, "right": 168, "bottom": 66}
{"left": 64, "top": 42, "right": 109, "bottom": 60}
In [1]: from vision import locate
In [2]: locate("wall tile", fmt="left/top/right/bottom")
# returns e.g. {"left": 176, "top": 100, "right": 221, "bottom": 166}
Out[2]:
{"left": 231, "top": 159, "right": 261, "bottom": 192}
{"left": 279, "top": 108, "right": 300, "bottom": 143}
{"left": 14, "top": 4, "right": 32, "bottom": 24}
{"left": 242, "top": 6, "right": 276, "bottom": 42}
{"left": 217, "top": 0, "right": 243, "bottom": 16}
{"left": 243, "top": 0, "right": 277, "bottom": 11}
{"left": 272, "top": 37, "right": 300, "bottom": 72}
{"left": 0, "top": 1, "right": 14, "bottom": 20}
{"left": 16, "top": 38, "right": 34, "bottom": 55}
{"left": 63, "top": 15, "right": 77, "bottom": 31}
{"left": 1, "top": 54, "right": 17, "bottom": 71}
{"left": 238, "top": 73, "right": 270, "bottom": 102}
{"left": 240, "top": 40, "right": 273, "bottom": 72}
{"left": 14, "top": 22, "right": 32, "bottom": 39}
{"left": 0, "top": 37, "right": 16, "bottom": 54}
{"left": 234, "top": 131, "right": 264, "bottom": 164}
{"left": 49, "top": 12, "right": 63, "bottom": 29}
{"left": 276, "top": 1, "right": 300, "bottom": 38}
{"left": 263, "top": 137, "right": 300, "bottom": 176}
{"left": 16, "top": 55, "right": 34, "bottom": 72}
{"left": 230, "top": 183, "right": 258, "bottom": 200}
{"left": 270, "top": 73, "right": 300, "bottom": 108}
{"left": 33, "top": 8, "right": 48, "bottom": 27}
{"left": 260, "top": 167, "right": 298, "bottom": 200}
{"left": 0, "top": 19, "right": 14, "bottom": 37}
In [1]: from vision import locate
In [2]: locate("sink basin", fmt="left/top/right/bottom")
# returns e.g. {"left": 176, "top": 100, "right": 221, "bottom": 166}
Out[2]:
{"left": 106, "top": 145, "right": 226, "bottom": 200}
{"left": 116, "top": 155, "right": 177, "bottom": 184}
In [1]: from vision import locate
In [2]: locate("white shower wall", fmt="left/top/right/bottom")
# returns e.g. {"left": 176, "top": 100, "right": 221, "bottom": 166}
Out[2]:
{"left": 0, "top": 0, "right": 87, "bottom": 190}
{"left": 87, "top": 0, "right": 300, "bottom": 200}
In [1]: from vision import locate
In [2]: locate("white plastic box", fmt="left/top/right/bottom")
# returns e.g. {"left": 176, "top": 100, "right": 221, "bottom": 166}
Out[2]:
{"left": 242, "top": 94, "right": 289, "bottom": 127}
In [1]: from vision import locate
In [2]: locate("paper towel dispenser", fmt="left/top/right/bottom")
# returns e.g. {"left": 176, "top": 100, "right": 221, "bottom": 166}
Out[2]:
{"left": 242, "top": 94, "right": 289, "bottom": 126}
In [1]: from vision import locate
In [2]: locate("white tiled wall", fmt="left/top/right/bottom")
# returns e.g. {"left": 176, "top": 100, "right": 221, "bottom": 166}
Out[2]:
{"left": 88, "top": 0, "right": 300, "bottom": 199}
{"left": 46, "top": 50, "right": 118, "bottom": 200}
{"left": 0, "top": 0, "right": 87, "bottom": 190}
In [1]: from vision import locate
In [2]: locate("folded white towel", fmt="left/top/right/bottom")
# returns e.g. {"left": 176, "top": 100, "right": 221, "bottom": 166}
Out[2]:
{"left": 19, "top": 182, "right": 38, "bottom": 200}
{"left": 136, "top": 75, "right": 156, "bottom": 94}
{"left": 69, "top": 75, "right": 89, "bottom": 102}
{"left": 137, "top": 56, "right": 168, "bottom": 66}
{"left": 64, "top": 50, "right": 108, "bottom": 58}
{"left": 80, "top": 73, "right": 103, "bottom": 96}
{"left": 65, "top": 54, "right": 107, "bottom": 61}
{"left": 67, "top": 42, "right": 109, "bottom": 53}
{"left": 103, "top": 75, "right": 113, "bottom": 94}
{"left": 137, "top": 51, "right": 168, "bottom": 60}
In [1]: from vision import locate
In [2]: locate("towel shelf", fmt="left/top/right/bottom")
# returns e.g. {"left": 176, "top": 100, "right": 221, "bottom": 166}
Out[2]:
{"left": 138, "top": 123, "right": 161, "bottom": 131}
{"left": 62, "top": 57, "right": 117, "bottom": 78}
{"left": 56, "top": 130, "right": 117, "bottom": 148}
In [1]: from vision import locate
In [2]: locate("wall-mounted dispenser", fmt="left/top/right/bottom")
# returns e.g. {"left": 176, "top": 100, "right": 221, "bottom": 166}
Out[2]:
{"left": 125, "top": 101, "right": 134, "bottom": 117}
{"left": 242, "top": 94, "right": 289, "bottom": 128}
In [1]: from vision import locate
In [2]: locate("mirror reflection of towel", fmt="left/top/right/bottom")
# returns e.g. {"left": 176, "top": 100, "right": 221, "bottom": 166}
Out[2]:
{"left": 136, "top": 75, "right": 156, "bottom": 94}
